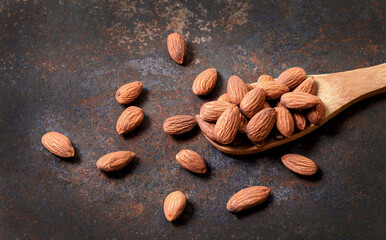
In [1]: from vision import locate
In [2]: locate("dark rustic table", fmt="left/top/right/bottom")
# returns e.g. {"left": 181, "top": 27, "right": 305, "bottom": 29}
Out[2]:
{"left": 1, "top": 0, "right": 385, "bottom": 239}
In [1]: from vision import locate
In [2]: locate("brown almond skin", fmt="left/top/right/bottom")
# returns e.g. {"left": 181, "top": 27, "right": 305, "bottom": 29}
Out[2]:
{"left": 163, "top": 115, "right": 197, "bottom": 135}
{"left": 281, "top": 154, "right": 318, "bottom": 176}
{"left": 115, "top": 81, "right": 143, "bottom": 104}
{"left": 293, "top": 77, "right": 316, "bottom": 95}
{"left": 305, "top": 99, "right": 326, "bottom": 125}
{"left": 280, "top": 92, "right": 320, "bottom": 110}
{"left": 262, "top": 101, "right": 271, "bottom": 109}
{"left": 164, "top": 191, "right": 187, "bottom": 221}
{"left": 192, "top": 68, "right": 217, "bottom": 96}
{"left": 245, "top": 83, "right": 254, "bottom": 91}
{"left": 176, "top": 149, "right": 207, "bottom": 174}
{"left": 226, "top": 186, "right": 270, "bottom": 213}
{"left": 238, "top": 113, "right": 248, "bottom": 133}
{"left": 275, "top": 107, "right": 294, "bottom": 138}
{"left": 116, "top": 106, "right": 144, "bottom": 135}
{"left": 41, "top": 132, "right": 75, "bottom": 158}
{"left": 195, "top": 115, "right": 215, "bottom": 140}
{"left": 256, "top": 81, "right": 289, "bottom": 100}
{"left": 167, "top": 33, "right": 187, "bottom": 64}
{"left": 200, "top": 101, "right": 235, "bottom": 122}
{"left": 218, "top": 93, "right": 231, "bottom": 103}
{"left": 240, "top": 87, "right": 266, "bottom": 118}
{"left": 258, "top": 74, "right": 274, "bottom": 82}
{"left": 96, "top": 151, "right": 135, "bottom": 173}
{"left": 292, "top": 112, "right": 307, "bottom": 131}
{"left": 246, "top": 108, "right": 276, "bottom": 142}
{"left": 227, "top": 75, "right": 248, "bottom": 105}
{"left": 277, "top": 67, "right": 306, "bottom": 89}
{"left": 214, "top": 106, "right": 241, "bottom": 145}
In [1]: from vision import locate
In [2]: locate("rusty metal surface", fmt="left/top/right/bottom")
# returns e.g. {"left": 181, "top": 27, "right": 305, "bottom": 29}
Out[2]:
{"left": 0, "top": 0, "right": 385, "bottom": 239}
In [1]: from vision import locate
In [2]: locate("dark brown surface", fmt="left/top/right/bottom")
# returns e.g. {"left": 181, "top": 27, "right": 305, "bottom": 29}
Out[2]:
{"left": 0, "top": 0, "right": 385, "bottom": 239}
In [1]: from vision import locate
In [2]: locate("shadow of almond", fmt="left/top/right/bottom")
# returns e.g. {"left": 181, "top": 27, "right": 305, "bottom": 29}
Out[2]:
{"left": 172, "top": 201, "right": 195, "bottom": 226}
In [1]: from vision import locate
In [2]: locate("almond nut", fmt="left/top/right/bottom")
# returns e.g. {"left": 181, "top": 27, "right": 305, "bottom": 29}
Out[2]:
{"left": 262, "top": 101, "right": 271, "bottom": 109}
{"left": 218, "top": 93, "right": 231, "bottom": 103}
{"left": 226, "top": 186, "right": 270, "bottom": 213}
{"left": 200, "top": 101, "right": 235, "bottom": 122}
{"left": 116, "top": 106, "right": 144, "bottom": 135}
{"left": 227, "top": 75, "right": 248, "bottom": 105}
{"left": 246, "top": 108, "right": 276, "bottom": 142}
{"left": 240, "top": 87, "right": 266, "bottom": 118}
{"left": 280, "top": 92, "right": 320, "bottom": 110}
{"left": 258, "top": 74, "right": 274, "bottom": 83}
{"left": 293, "top": 76, "right": 316, "bottom": 95}
{"left": 176, "top": 149, "right": 207, "bottom": 174}
{"left": 163, "top": 115, "right": 197, "bottom": 135}
{"left": 96, "top": 151, "right": 135, "bottom": 172}
{"left": 164, "top": 191, "right": 187, "bottom": 221}
{"left": 245, "top": 83, "right": 254, "bottom": 91}
{"left": 281, "top": 154, "right": 318, "bottom": 176}
{"left": 292, "top": 112, "right": 307, "bottom": 131}
{"left": 214, "top": 106, "right": 241, "bottom": 145}
{"left": 195, "top": 115, "right": 215, "bottom": 140}
{"left": 115, "top": 81, "right": 143, "bottom": 104}
{"left": 192, "top": 68, "right": 217, "bottom": 96}
{"left": 305, "top": 99, "right": 326, "bottom": 125}
{"left": 275, "top": 107, "right": 294, "bottom": 138}
{"left": 41, "top": 132, "right": 75, "bottom": 158}
{"left": 239, "top": 113, "right": 248, "bottom": 133}
{"left": 167, "top": 33, "right": 187, "bottom": 64}
{"left": 256, "top": 81, "right": 289, "bottom": 100}
{"left": 277, "top": 67, "right": 306, "bottom": 89}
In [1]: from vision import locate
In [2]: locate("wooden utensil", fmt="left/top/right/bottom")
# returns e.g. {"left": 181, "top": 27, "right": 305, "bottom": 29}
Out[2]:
{"left": 206, "top": 63, "right": 386, "bottom": 155}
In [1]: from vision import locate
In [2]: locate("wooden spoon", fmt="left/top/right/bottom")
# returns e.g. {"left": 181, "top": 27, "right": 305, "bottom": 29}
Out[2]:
{"left": 206, "top": 63, "right": 386, "bottom": 155}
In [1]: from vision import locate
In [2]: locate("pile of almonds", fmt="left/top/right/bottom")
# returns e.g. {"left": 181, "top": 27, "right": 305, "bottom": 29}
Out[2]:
{"left": 40, "top": 32, "right": 324, "bottom": 223}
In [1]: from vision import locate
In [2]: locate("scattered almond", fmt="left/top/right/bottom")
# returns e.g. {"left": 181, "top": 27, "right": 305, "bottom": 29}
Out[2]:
{"left": 292, "top": 112, "right": 307, "bottom": 131}
{"left": 305, "top": 99, "right": 326, "bottom": 125}
{"left": 195, "top": 115, "right": 215, "bottom": 140}
{"left": 192, "top": 68, "right": 217, "bottom": 96}
{"left": 164, "top": 191, "right": 187, "bottom": 221}
{"left": 218, "top": 93, "right": 231, "bottom": 103}
{"left": 281, "top": 154, "right": 318, "bottom": 176}
{"left": 200, "top": 101, "right": 235, "bottom": 122}
{"left": 167, "top": 33, "right": 187, "bottom": 64}
{"left": 96, "top": 151, "right": 135, "bottom": 173}
{"left": 176, "top": 149, "right": 207, "bottom": 174}
{"left": 116, "top": 106, "right": 144, "bottom": 135}
{"left": 163, "top": 115, "right": 197, "bottom": 135}
{"left": 214, "top": 106, "right": 241, "bottom": 145}
{"left": 246, "top": 108, "right": 276, "bottom": 142}
{"left": 115, "top": 81, "right": 143, "bottom": 104}
{"left": 277, "top": 67, "right": 306, "bottom": 89}
{"left": 256, "top": 81, "right": 289, "bottom": 100}
{"left": 226, "top": 186, "right": 270, "bottom": 213}
{"left": 240, "top": 87, "right": 266, "bottom": 118}
{"left": 280, "top": 92, "right": 320, "bottom": 110}
{"left": 41, "top": 132, "right": 75, "bottom": 158}
{"left": 275, "top": 106, "right": 294, "bottom": 138}
{"left": 258, "top": 74, "right": 274, "bottom": 82}
{"left": 227, "top": 75, "right": 248, "bottom": 105}
{"left": 293, "top": 77, "right": 316, "bottom": 95}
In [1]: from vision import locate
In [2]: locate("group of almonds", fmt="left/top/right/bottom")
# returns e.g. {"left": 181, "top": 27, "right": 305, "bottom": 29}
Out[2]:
{"left": 162, "top": 33, "right": 324, "bottom": 221}
{"left": 40, "top": 32, "right": 325, "bottom": 223}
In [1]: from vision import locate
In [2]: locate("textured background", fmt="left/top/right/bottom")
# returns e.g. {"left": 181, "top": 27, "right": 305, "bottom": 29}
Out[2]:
{"left": 0, "top": 0, "right": 385, "bottom": 239}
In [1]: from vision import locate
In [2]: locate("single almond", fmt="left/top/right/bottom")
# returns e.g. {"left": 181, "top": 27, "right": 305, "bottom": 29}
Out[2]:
{"left": 214, "top": 106, "right": 241, "bottom": 145}
{"left": 115, "top": 81, "right": 143, "bottom": 104}
{"left": 226, "top": 186, "right": 270, "bottom": 213}
{"left": 280, "top": 92, "right": 320, "bottom": 110}
{"left": 227, "top": 75, "right": 248, "bottom": 105}
{"left": 277, "top": 67, "right": 306, "bottom": 89}
{"left": 245, "top": 83, "right": 254, "bottom": 91}
{"left": 167, "top": 33, "right": 187, "bottom": 64}
{"left": 163, "top": 115, "right": 197, "bottom": 135}
{"left": 305, "top": 99, "right": 326, "bottom": 125}
{"left": 192, "top": 68, "right": 217, "bottom": 96}
{"left": 263, "top": 101, "right": 271, "bottom": 109}
{"left": 96, "top": 151, "right": 135, "bottom": 173}
{"left": 195, "top": 115, "right": 215, "bottom": 140}
{"left": 41, "top": 132, "right": 75, "bottom": 158}
{"left": 258, "top": 74, "right": 274, "bottom": 82}
{"left": 256, "top": 81, "right": 289, "bottom": 100}
{"left": 200, "top": 101, "right": 235, "bottom": 122}
{"left": 116, "top": 106, "right": 144, "bottom": 135}
{"left": 293, "top": 76, "right": 316, "bottom": 95}
{"left": 292, "top": 112, "right": 307, "bottom": 131}
{"left": 218, "top": 93, "right": 231, "bottom": 103}
{"left": 164, "top": 191, "right": 187, "bottom": 221}
{"left": 246, "top": 108, "right": 276, "bottom": 142}
{"left": 281, "top": 154, "right": 318, "bottom": 176}
{"left": 240, "top": 87, "right": 266, "bottom": 118}
{"left": 239, "top": 113, "right": 248, "bottom": 133}
{"left": 176, "top": 149, "right": 207, "bottom": 174}
{"left": 275, "top": 107, "right": 294, "bottom": 138}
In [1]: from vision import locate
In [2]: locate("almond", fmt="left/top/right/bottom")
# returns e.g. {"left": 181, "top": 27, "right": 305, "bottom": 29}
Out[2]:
{"left": 239, "top": 113, "right": 248, "bottom": 133}
{"left": 281, "top": 154, "right": 318, "bottom": 176}
{"left": 277, "top": 67, "right": 306, "bottom": 89}
{"left": 176, "top": 149, "right": 207, "bottom": 174}
{"left": 258, "top": 74, "right": 274, "bottom": 82}
{"left": 195, "top": 115, "right": 215, "bottom": 140}
{"left": 226, "top": 186, "right": 270, "bottom": 213}
{"left": 256, "top": 81, "right": 289, "bottom": 100}
{"left": 115, "top": 81, "right": 143, "bottom": 104}
{"left": 292, "top": 112, "right": 307, "bottom": 131}
{"left": 280, "top": 92, "right": 320, "bottom": 110}
{"left": 263, "top": 101, "right": 271, "bottom": 109}
{"left": 116, "top": 106, "right": 144, "bottom": 135}
{"left": 192, "top": 68, "right": 217, "bottom": 96}
{"left": 218, "top": 93, "right": 231, "bottom": 103}
{"left": 200, "top": 101, "right": 235, "bottom": 122}
{"left": 227, "top": 75, "right": 248, "bottom": 105}
{"left": 41, "top": 132, "right": 75, "bottom": 158}
{"left": 164, "top": 191, "right": 187, "bottom": 221}
{"left": 275, "top": 107, "right": 294, "bottom": 138}
{"left": 232, "top": 134, "right": 244, "bottom": 146}
{"left": 96, "top": 151, "right": 135, "bottom": 173}
{"left": 245, "top": 83, "right": 254, "bottom": 91}
{"left": 246, "top": 108, "right": 276, "bottom": 142}
{"left": 167, "top": 33, "right": 187, "bottom": 64}
{"left": 240, "top": 87, "right": 266, "bottom": 118}
{"left": 214, "top": 106, "right": 241, "bottom": 145}
{"left": 305, "top": 99, "right": 326, "bottom": 125}
{"left": 293, "top": 76, "right": 316, "bottom": 95}
{"left": 163, "top": 115, "right": 197, "bottom": 135}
